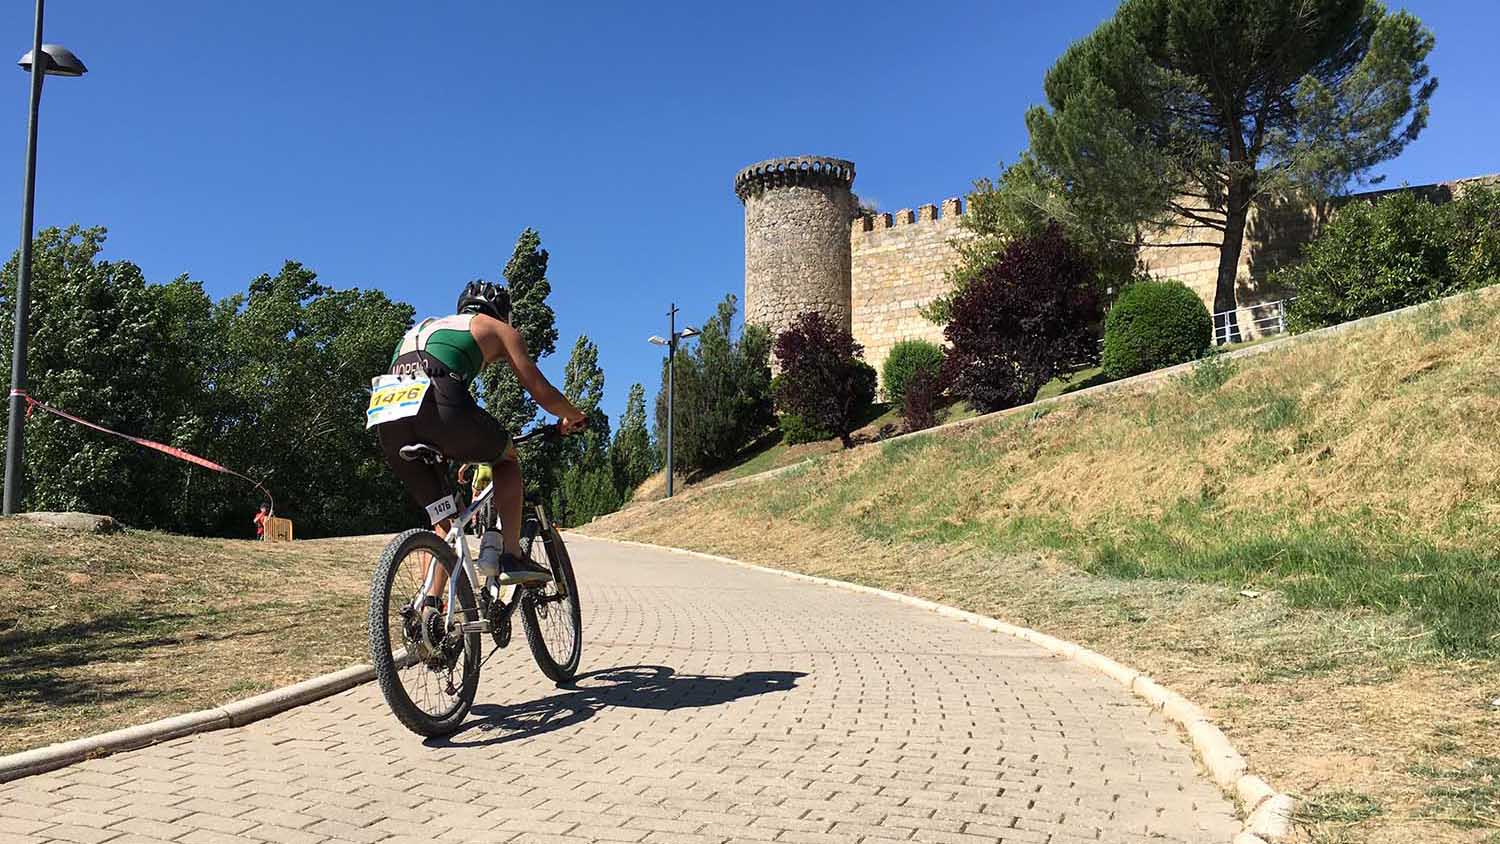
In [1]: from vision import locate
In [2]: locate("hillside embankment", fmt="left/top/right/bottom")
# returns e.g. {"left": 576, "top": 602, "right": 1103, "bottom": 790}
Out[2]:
{"left": 0, "top": 526, "right": 388, "bottom": 755}
{"left": 586, "top": 287, "right": 1500, "bottom": 843}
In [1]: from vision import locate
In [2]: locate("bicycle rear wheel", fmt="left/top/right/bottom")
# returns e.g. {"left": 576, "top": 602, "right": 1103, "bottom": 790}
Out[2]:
{"left": 368, "top": 528, "right": 481, "bottom": 736}
{"left": 519, "top": 520, "right": 582, "bottom": 684}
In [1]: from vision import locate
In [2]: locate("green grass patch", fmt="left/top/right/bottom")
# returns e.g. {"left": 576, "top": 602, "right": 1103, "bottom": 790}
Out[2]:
{"left": 1411, "top": 756, "right": 1500, "bottom": 829}
{"left": 1296, "top": 790, "right": 1385, "bottom": 825}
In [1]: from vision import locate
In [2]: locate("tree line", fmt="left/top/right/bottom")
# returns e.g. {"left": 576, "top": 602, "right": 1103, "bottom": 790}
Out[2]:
{"left": 0, "top": 226, "right": 657, "bottom": 537}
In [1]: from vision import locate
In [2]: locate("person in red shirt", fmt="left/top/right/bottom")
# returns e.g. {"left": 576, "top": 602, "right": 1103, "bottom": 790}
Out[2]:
{"left": 254, "top": 503, "right": 270, "bottom": 540}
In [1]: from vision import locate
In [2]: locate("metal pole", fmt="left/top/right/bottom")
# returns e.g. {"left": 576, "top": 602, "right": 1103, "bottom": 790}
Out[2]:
{"left": 665, "top": 303, "right": 675, "bottom": 498}
{"left": 4, "top": 0, "right": 47, "bottom": 515}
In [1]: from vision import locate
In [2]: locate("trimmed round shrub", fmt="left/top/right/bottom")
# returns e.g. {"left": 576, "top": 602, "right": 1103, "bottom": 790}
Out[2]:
{"left": 778, "top": 413, "right": 831, "bottom": 445}
{"left": 1100, "top": 280, "right": 1212, "bottom": 379}
{"left": 881, "top": 339, "right": 944, "bottom": 406}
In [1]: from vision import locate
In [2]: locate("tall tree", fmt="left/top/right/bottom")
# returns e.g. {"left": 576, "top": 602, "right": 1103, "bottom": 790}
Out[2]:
{"left": 654, "top": 295, "right": 773, "bottom": 476}
{"left": 1026, "top": 0, "right": 1436, "bottom": 339}
{"left": 479, "top": 228, "right": 558, "bottom": 433}
{"left": 1, "top": 229, "right": 413, "bottom": 536}
{"left": 210, "top": 261, "right": 414, "bottom": 536}
{"left": 0, "top": 227, "right": 213, "bottom": 528}
{"left": 555, "top": 334, "right": 619, "bottom": 526}
{"left": 610, "top": 383, "right": 655, "bottom": 498}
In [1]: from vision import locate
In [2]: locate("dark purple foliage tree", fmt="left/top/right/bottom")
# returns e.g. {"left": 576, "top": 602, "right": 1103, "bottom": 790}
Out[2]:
{"left": 899, "top": 366, "right": 943, "bottom": 433}
{"left": 773, "top": 312, "right": 877, "bottom": 449}
{"left": 943, "top": 223, "right": 1102, "bottom": 412}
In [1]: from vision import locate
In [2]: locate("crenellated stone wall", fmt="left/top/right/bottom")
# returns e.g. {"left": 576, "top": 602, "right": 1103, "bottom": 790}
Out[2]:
{"left": 740, "top": 155, "right": 1497, "bottom": 391}
{"left": 849, "top": 198, "right": 969, "bottom": 381}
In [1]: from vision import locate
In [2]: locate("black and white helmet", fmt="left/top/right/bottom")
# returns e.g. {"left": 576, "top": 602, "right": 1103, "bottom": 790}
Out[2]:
{"left": 456, "top": 280, "right": 511, "bottom": 322}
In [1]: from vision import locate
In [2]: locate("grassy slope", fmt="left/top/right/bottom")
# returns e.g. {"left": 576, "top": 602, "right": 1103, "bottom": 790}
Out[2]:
{"left": 587, "top": 288, "right": 1500, "bottom": 843}
{"left": 0, "top": 524, "right": 387, "bottom": 755}
{"left": 630, "top": 399, "right": 984, "bottom": 502}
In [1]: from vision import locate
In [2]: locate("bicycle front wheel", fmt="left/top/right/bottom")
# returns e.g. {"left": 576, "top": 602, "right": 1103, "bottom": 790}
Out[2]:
{"left": 519, "top": 522, "right": 582, "bottom": 684}
{"left": 368, "top": 528, "right": 481, "bottom": 736}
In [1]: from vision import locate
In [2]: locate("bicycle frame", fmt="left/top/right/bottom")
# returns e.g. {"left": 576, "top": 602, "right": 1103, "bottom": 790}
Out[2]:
{"left": 408, "top": 424, "right": 561, "bottom": 634}
{"left": 411, "top": 477, "right": 495, "bottom": 633}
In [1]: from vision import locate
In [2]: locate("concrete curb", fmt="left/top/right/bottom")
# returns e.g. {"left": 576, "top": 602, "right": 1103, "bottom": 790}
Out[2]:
{"left": 0, "top": 663, "right": 373, "bottom": 783}
{"left": 576, "top": 534, "right": 1297, "bottom": 844}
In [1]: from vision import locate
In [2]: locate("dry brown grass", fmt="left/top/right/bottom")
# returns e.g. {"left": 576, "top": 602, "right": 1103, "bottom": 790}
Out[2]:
{"left": 585, "top": 288, "right": 1500, "bottom": 843}
{"left": 0, "top": 522, "right": 389, "bottom": 755}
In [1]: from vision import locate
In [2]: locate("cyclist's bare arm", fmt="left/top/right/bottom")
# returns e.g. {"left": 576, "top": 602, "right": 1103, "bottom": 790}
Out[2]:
{"left": 470, "top": 315, "right": 586, "bottom": 432}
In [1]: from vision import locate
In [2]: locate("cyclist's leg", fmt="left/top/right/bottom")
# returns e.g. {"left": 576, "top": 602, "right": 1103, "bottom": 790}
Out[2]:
{"left": 377, "top": 418, "right": 454, "bottom": 601}
{"left": 491, "top": 447, "right": 523, "bottom": 557}
{"left": 430, "top": 386, "right": 513, "bottom": 551}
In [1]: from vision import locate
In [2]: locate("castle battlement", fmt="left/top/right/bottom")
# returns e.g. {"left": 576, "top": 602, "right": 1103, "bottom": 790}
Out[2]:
{"left": 735, "top": 156, "right": 856, "bottom": 202}
{"left": 852, "top": 197, "right": 965, "bottom": 236}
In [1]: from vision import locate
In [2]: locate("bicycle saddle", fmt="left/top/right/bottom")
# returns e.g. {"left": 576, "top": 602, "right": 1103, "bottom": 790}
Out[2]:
{"left": 398, "top": 443, "right": 446, "bottom": 465}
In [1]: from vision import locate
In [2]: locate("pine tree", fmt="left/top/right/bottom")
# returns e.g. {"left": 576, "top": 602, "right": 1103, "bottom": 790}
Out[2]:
{"left": 1025, "top": 0, "right": 1436, "bottom": 341}
{"left": 479, "top": 228, "right": 558, "bottom": 434}
{"left": 610, "top": 383, "right": 655, "bottom": 498}
{"left": 553, "top": 334, "right": 620, "bottom": 525}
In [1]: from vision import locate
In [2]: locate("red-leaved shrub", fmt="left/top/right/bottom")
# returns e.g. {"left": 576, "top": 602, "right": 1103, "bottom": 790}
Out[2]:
{"left": 773, "top": 312, "right": 877, "bottom": 448}
{"left": 943, "top": 224, "right": 1102, "bottom": 411}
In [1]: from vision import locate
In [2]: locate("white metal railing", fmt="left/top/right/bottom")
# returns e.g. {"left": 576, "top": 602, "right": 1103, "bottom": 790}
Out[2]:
{"left": 1212, "top": 298, "right": 1294, "bottom": 346}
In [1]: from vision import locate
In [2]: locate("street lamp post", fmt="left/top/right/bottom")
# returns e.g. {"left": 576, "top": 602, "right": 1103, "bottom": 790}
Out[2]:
{"left": 4, "top": 0, "right": 87, "bottom": 515}
{"left": 648, "top": 304, "right": 699, "bottom": 498}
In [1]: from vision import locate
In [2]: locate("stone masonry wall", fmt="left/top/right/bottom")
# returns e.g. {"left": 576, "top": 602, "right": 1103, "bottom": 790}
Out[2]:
{"left": 850, "top": 197, "right": 968, "bottom": 386}
{"left": 744, "top": 182, "right": 856, "bottom": 339}
{"left": 845, "top": 175, "right": 1497, "bottom": 364}
{"left": 1137, "top": 196, "right": 1314, "bottom": 339}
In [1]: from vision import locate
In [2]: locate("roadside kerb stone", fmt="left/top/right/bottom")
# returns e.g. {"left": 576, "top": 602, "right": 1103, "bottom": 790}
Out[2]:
{"left": 0, "top": 663, "right": 373, "bottom": 783}
{"left": 579, "top": 533, "right": 1298, "bottom": 842}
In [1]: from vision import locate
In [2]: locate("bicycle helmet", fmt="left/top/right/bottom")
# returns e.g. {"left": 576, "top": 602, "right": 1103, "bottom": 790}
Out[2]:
{"left": 456, "top": 280, "right": 511, "bottom": 322}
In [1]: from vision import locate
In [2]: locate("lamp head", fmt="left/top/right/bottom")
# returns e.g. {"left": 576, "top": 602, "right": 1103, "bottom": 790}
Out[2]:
{"left": 678, "top": 326, "right": 700, "bottom": 340}
{"left": 18, "top": 44, "right": 87, "bottom": 77}
{"left": 648, "top": 336, "right": 668, "bottom": 347}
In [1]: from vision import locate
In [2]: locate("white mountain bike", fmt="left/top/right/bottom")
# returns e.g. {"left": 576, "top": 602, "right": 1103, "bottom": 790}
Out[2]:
{"left": 367, "top": 424, "right": 582, "bottom": 737}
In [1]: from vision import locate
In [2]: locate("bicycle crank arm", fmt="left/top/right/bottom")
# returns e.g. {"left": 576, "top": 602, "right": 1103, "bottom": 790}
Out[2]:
{"left": 456, "top": 620, "right": 490, "bottom": 635}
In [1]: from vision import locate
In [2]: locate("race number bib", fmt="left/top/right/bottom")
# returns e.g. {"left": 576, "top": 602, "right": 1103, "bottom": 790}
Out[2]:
{"left": 366, "top": 374, "right": 431, "bottom": 429}
{"left": 425, "top": 495, "right": 457, "bottom": 524}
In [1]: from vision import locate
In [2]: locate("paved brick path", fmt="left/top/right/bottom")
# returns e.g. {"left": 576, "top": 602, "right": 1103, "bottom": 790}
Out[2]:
{"left": 0, "top": 535, "right": 1238, "bottom": 844}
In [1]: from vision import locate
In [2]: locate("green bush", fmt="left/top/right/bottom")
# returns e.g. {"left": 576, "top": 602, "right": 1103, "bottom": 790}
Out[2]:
{"left": 1100, "top": 280, "right": 1212, "bottom": 379}
{"left": 881, "top": 339, "right": 944, "bottom": 405}
{"left": 778, "top": 413, "right": 832, "bottom": 445}
{"left": 1282, "top": 185, "right": 1500, "bottom": 332}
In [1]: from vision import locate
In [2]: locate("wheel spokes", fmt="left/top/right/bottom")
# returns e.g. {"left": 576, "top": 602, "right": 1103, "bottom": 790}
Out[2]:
{"left": 527, "top": 539, "right": 577, "bottom": 662}
{"left": 385, "top": 547, "right": 471, "bottom": 719}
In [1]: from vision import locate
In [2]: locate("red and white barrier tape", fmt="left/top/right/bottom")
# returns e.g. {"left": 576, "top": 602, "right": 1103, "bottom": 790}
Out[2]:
{"left": 10, "top": 389, "right": 275, "bottom": 512}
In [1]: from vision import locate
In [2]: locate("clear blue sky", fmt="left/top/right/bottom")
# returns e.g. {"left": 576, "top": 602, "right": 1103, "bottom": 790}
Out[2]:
{"left": 3, "top": 1, "right": 1495, "bottom": 427}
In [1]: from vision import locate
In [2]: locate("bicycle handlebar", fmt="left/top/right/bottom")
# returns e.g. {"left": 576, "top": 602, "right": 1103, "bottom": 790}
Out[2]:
{"left": 510, "top": 422, "right": 566, "bottom": 447}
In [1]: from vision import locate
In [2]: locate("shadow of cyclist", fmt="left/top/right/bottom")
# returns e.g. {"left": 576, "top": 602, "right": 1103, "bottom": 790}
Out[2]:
{"left": 427, "top": 664, "right": 803, "bottom": 749}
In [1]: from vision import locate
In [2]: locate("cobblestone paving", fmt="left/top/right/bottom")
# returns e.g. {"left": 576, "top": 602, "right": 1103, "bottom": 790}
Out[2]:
{"left": 0, "top": 535, "right": 1239, "bottom": 843}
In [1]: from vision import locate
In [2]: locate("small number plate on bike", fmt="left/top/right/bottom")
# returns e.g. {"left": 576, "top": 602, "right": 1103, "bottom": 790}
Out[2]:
{"left": 366, "top": 375, "right": 431, "bottom": 429}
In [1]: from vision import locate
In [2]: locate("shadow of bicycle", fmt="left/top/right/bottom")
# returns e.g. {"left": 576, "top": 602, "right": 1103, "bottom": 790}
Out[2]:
{"left": 428, "top": 664, "right": 804, "bottom": 749}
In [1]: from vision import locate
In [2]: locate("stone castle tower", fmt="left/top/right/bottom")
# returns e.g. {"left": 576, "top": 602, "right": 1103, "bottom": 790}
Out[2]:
{"left": 735, "top": 156, "right": 857, "bottom": 338}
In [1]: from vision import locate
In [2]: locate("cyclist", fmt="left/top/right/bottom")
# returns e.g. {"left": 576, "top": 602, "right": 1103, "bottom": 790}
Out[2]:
{"left": 373, "top": 280, "right": 586, "bottom": 586}
{"left": 458, "top": 462, "right": 493, "bottom": 501}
